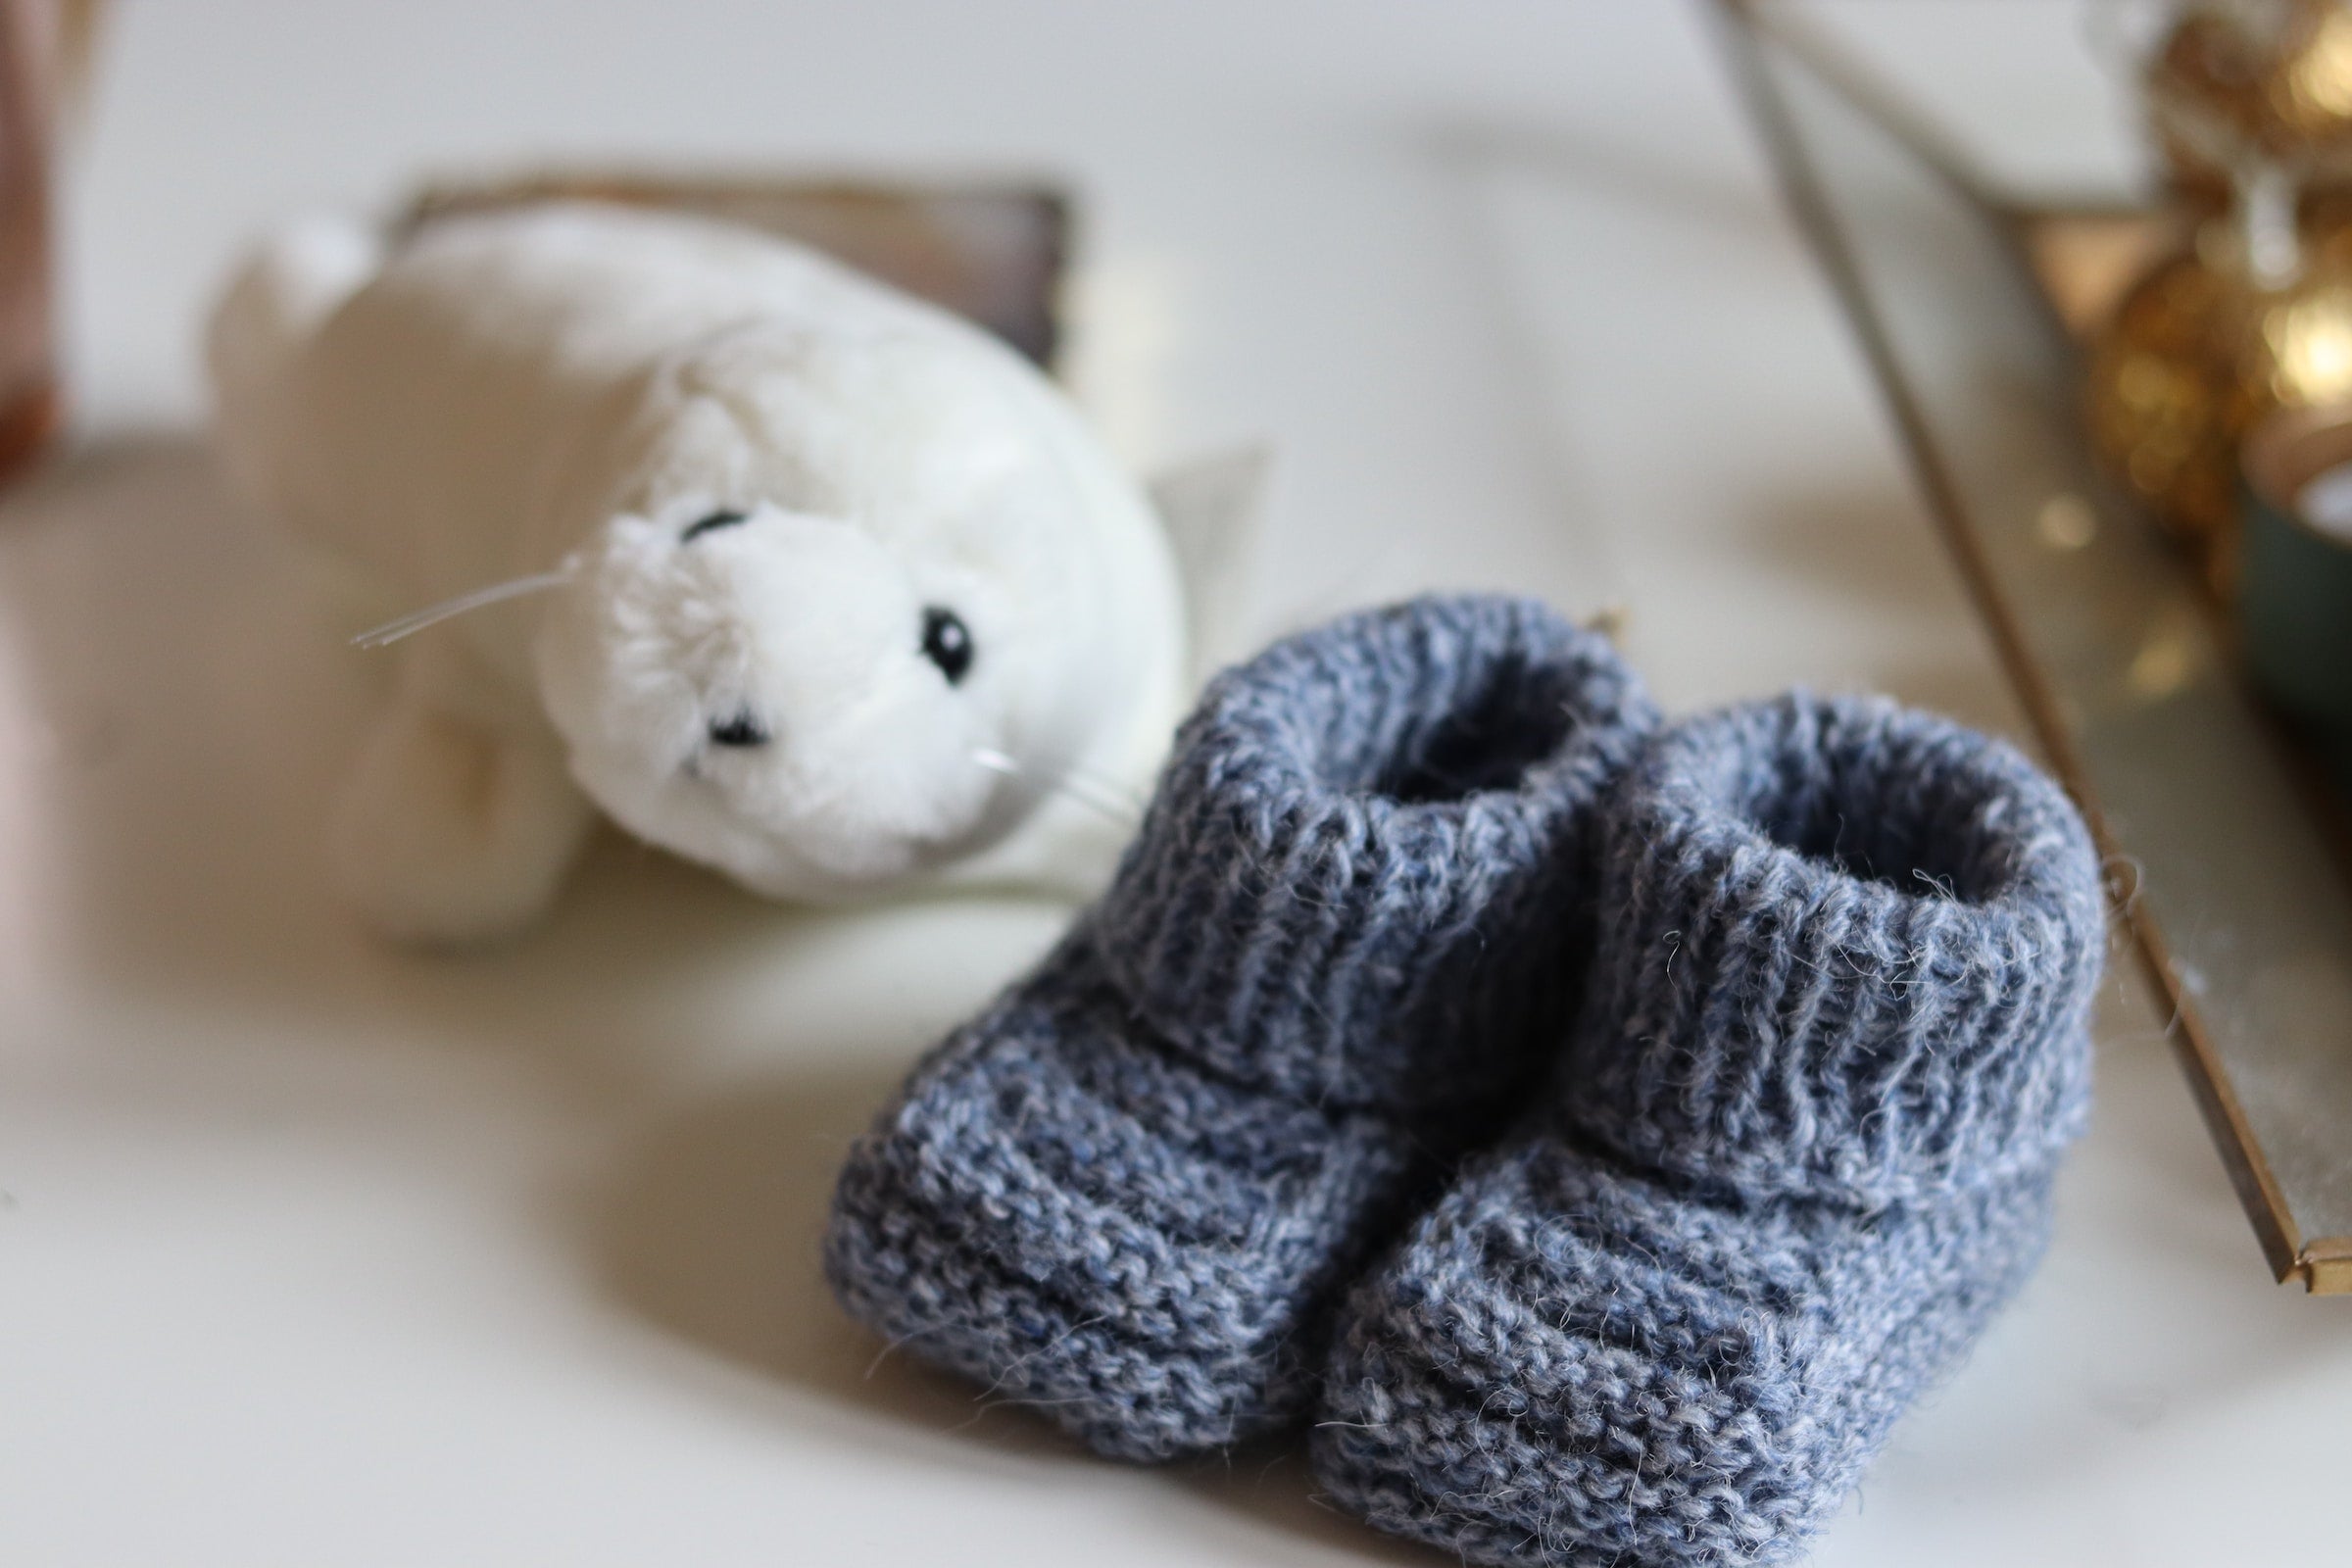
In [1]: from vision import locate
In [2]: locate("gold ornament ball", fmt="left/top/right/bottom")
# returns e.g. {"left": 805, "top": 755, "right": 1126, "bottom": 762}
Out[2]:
{"left": 2150, "top": 0, "right": 2352, "bottom": 190}
{"left": 2086, "top": 224, "right": 2352, "bottom": 576}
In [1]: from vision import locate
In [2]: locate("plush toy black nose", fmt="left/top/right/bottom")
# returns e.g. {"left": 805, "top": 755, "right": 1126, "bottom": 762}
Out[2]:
{"left": 708, "top": 711, "right": 771, "bottom": 748}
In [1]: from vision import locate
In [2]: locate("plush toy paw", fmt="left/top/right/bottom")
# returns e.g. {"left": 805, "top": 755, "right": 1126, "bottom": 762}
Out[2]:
{"left": 327, "top": 702, "right": 596, "bottom": 946}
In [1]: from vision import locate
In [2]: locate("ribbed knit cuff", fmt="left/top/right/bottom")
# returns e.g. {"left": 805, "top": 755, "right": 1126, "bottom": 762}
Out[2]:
{"left": 1565, "top": 694, "right": 2106, "bottom": 1209}
{"left": 1086, "top": 594, "right": 1657, "bottom": 1117}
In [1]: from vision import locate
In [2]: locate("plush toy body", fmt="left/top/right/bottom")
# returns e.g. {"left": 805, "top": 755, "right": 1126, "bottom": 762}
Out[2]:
{"left": 209, "top": 202, "right": 1191, "bottom": 944}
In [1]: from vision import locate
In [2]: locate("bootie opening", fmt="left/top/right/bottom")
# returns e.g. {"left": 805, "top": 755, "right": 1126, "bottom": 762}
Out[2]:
{"left": 1089, "top": 595, "right": 1657, "bottom": 1114}
{"left": 1239, "top": 599, "right": 1639, "bottom": 815}
{"left": 1704, "top": 695, "right": 2045, "bottom": 910}
{"left": 1381, "top": 650, "right": 1589, "bottom": 806}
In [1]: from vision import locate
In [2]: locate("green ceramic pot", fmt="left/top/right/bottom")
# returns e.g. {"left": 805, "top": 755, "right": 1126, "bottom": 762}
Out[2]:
{"left": 2240, "top": 405, "right": 2352, "bottom": 782}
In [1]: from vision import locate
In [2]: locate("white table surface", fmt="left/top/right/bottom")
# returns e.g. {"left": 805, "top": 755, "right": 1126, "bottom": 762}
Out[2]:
{"left": 4, "top": 3, "right": 2343, "bottom": 1563}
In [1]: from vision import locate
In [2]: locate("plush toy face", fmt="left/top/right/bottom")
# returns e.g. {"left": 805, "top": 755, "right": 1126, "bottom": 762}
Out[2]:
{"left": 533, "top": 323, "right": 1112, "bottom": 901}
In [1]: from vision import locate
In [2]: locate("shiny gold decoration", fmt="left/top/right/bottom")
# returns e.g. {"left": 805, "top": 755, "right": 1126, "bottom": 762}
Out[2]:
{"left": 2089, "top": 3, "right": 2352, "bottom": 584}
{"left": 2152, "top": 0, "right": 2352, "bottom": 168}
{"left": 2085, "top": 216, "right": 2352, "bottom": 584}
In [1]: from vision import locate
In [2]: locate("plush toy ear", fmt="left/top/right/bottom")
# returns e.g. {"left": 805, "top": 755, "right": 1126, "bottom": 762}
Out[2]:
{"left": 1148, "top": 444, "right": 1271, "bottom": 688}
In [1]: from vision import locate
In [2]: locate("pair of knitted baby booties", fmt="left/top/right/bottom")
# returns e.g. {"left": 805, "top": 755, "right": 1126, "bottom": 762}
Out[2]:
{"left": 824, "top": 594, "right": 2105, "bottom": 1568}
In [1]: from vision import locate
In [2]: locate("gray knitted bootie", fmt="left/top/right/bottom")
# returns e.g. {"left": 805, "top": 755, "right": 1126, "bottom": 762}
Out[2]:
{"left": 824, "top": 595, "right": 1657, "bottom": 1462}
{"left": 1314, "top": 693, "right": 2107, "bottom": 1567}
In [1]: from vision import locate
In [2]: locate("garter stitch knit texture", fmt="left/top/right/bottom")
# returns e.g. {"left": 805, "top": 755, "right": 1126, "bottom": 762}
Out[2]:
{"left": 824, "top": 595, "right": 1657, "bottom": 1462}
{"left": 1314, "top": 693, "right": 2107, "bottom": 1567}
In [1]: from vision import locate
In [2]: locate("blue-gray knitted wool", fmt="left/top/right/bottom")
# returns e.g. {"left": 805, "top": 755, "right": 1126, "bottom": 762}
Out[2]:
{"left": 823, "top": 595, "right": 1658, "bottom": 1462}
{"left": 1313, "top": 693, "right": 2107, "bottom": 1567}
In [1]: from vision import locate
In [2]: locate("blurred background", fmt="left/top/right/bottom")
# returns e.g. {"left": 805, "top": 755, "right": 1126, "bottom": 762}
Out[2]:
{"left": 3, "top": 5, "right": 2347, "bottom": 1567}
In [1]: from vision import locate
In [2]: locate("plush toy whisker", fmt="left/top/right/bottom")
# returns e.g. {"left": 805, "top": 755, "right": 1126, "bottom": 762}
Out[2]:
{"left": 350, "top": 569, "right": 575, "bottom": 650}
{"left": 971, "top": 746, "right": 1144, "bottom": 827}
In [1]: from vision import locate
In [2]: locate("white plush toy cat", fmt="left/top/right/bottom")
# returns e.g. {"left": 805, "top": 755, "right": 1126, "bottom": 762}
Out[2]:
{"left": 208, "top": 200, "right": 1221, "bottom": 946}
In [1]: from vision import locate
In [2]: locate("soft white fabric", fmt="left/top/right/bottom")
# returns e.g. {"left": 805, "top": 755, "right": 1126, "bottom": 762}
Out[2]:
{"left": 209, "top": 201, "right": 1189, "bottom": 944}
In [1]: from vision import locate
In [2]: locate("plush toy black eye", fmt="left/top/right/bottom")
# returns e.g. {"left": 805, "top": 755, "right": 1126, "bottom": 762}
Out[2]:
{"left": 681, "top": 508, "right": 749, "bottom": 542}
{"left": 920, "top": 607, "right": 974, "bottom": 685}
{"left": 707, "top": 710, "right": 770, "bottom": 748}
